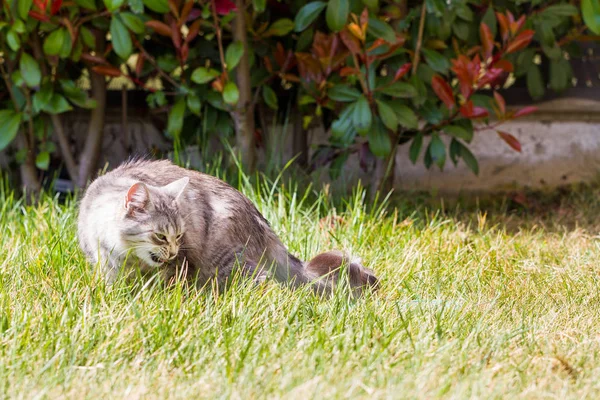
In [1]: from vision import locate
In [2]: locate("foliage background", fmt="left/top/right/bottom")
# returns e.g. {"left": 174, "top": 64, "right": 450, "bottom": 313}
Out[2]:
{"left": 0, "top": 0, "right": 598, "bottom": 193}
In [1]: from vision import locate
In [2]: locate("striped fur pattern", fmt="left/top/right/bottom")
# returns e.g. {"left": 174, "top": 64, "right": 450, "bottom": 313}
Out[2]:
{"left": 77, "top": 159, "right": 377, "bottom": 294}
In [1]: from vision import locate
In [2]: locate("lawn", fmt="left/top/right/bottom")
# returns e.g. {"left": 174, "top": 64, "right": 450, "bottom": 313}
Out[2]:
{"left": 1, "top": 174, "right": 600, "bottom": 399}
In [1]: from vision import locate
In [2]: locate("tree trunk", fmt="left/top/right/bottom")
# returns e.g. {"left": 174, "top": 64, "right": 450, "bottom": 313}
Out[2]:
{"left": 231, "top": 0, "right": 256, "bottom": 172}
{"left": 77, "top": 33, "right": 107, "bottom": 187}
{"left": 15, "top": 135, "right": 41, "bottom": 196}
{"left": 292, "top": 106, "right": 308, "bottom": 168}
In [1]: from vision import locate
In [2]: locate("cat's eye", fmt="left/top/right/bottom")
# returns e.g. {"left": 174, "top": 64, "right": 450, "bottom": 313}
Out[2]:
{"left": 155, "top": 233, "right": 167, "bottom": 242}
{"left": 176, "top": 233, "right": 184, "bottom": 241}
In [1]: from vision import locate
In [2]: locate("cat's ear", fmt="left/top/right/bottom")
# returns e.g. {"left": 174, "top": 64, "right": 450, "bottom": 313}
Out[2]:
{"left": 125, "top": 182, "right": 150, "bottom": 214}
{"left": 163, "top": 177, "right": 189, "bottom": 201}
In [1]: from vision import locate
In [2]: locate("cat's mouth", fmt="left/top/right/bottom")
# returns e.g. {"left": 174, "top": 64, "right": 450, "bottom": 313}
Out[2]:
{"left": 150, "top": 253, "right": 163, "bottom": 264}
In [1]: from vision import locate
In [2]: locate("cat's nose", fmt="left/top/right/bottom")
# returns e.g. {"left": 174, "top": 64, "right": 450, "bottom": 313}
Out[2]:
{"left": 168, "top": 251, "right": 177, "bottom": 260}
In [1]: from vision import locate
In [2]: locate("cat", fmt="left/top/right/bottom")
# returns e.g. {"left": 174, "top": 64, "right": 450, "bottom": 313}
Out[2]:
{"left": 77, "top": 159, "right": 378, "bottom": 294}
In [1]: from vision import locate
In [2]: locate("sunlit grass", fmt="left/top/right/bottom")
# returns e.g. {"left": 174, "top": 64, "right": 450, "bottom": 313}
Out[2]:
{"left": 1, "top": 172, "right": 600, "bottom": 399}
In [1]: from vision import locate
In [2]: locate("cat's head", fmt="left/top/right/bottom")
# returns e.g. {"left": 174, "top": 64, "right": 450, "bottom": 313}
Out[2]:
{"left": 120, "top": 177, "right": 189, "bottom": 267}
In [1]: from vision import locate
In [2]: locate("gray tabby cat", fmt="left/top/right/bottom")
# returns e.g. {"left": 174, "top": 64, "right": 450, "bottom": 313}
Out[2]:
{"left": 77, "top": 159, "right": 377, "bottom": 294}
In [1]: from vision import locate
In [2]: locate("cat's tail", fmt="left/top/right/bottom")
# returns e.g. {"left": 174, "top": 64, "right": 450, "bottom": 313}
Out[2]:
{"left": 292, "top": 250, "right": 379, "bottom": 295}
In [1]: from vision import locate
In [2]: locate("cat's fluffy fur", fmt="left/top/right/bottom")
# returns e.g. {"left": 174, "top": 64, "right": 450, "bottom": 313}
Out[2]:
{"left": 77, "top": 159, "right": 377, "bottom": 293}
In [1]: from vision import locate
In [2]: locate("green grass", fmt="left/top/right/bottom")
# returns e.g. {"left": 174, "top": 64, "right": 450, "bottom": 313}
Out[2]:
{"left": 2, "top": 174, "right": 600, "bottom": 399}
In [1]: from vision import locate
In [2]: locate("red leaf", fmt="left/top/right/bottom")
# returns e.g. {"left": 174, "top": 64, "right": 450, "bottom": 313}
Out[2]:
{"left": 92, "top": 65, "right": 122, "bottom": 77}
{"left": 493, "top": 59, "right": 513, "bottom": 73}
{"left": 431, "top": 75, "right": 455, "bottom": 110}
{"left": 497, "top": 130, "right": 521, "bottom": 152}
{"left": 513, "top": 106, "right": 538, "bottom": 118}
{"left": 81, "top": 53, "right": 109, "bottom": 64}
{"left": 186, "top": 8, "right": 202, "bottom": 22}
{"left": 33, "top": 0, "right": 47, "bottom": 11}
{"left": 186, "top": 19, "right": 201, "bottom": 43}
{"left": 360, "top": 8, "right": 369, "bottom": 27}
{"left": 340, "top": 28, "right": 361, "bottom": 54}
{"left": 505, "top": 29, "right": 534, "bottom": 54}
{"left": 180, "top": 1, "right": 194, "bottom": 25}
{"left": 393, "top": 63, "right": 411, "bottom": 81}
{"left": 145, "top": 20, "right": 173, "bottom": 37}
{"left": 170, "top": 19, "right": 181, "bottom": 49}
{"left": 135, "top": 53, "right": 145, "bottom": 76}
{"left": 28, "top": 10, "right": 50, "bottom": 21}
{"left": 180, "top": 42, "right": 189, "bottom": 62}
{"left": 510, "top": 15, "right": 526, "bottom": 36}
{"left": 478, "top": 67, "right": 504, "bottom": 87}
{"left": 493, "top": 91, "right": 505, "bottom": 116}
{"left": 460, "top": 101, "right": 489, "bottom": 119}
{"left": 496, "top": 12, "right": 509, "bottom": 43}
{"left": 479, "top": 22, "right": 494, "bottom": 60}
{"left": 339, "top": 66, "right": 357, "bottom": 76}
{"left": 214, "top": 0, "right": 236, "bottom": 15}
{"left": 168, "top": 0, "right": 180, "bottom": 18}
{"left": 50, "top": 0, "right": 62, "bottom": 15}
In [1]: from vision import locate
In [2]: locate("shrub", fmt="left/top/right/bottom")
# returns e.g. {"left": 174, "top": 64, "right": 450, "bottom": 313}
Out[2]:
{"left": 0, "top": 0, "right": 595, "bottom": 193}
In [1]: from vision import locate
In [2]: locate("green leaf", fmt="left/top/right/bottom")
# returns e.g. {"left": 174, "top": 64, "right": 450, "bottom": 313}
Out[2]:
{"left": 352, "top": 95, "right": 372, "bottom": 135}
{"left": 368, "top": 121, "right": 392, "bottom": 158}
{"left": 223, "top": 82, "right": 240, "bottom": 105}
{"left": 187, "top": 93, "right": 201, "bottom": 116}
{"left": 378, "top": 82, "right": 417, "bottom": 98}
{"left": 544, "top": 4, "right": 578, "bottom": 17}
{"left": 428, "top": 133, "right": 446, "bottom": 169}
{"left": 0, "top": 110, "right": 22, "bottom": 151}
{"left": 143, "top": 0, "right": 169, "bottom": 13}
{"left": 331, "top": 104, "right": 357, "bottom": 144}
{"left": 367, "top": 18, "right": 396, "bottom": 44}
{"left": 129, "top": 0, "right": 144, "bottom": 13}
{"left": 110, "top": 16, "right": 132, "bottom": 59}
{"left": 60, "top": 79, "right": 97, "bottom": 109}
{"left": 582, "top": 0, "right": 600, "bottom": 35}
{"left": 191, "top": 67, "right": 220, "bottom": 84}
{"left": 527, "top": 65, "right": 545, "bottom": 100}
{"left": 362, "top": 0, "right": 378, "bottom": 11}
{"left": 409, "top": 133, "right": 423, "bottom": 164}
{"left": 33, "top": 85, "right": 54, "bottom": 112}
{"left": 104, "top": 0, "right": 125, "bottom": 12}
{"left": 326, "top": 0, "right": 349, "bottom": 32}
{"left": 459, "top": 141, "right": 478, "bottom": 174}
{"left": 59, "top": 32, "right": 73, "bottom": 59}
{"left": 75, "top": 0, "right": 98, "bottom": 10}
{"left": 444, "top": 124, "right": 473, "bottom": 142}
{"left": 167, "top": 98, "right": 186, "bottom": 138}
{"left": 262, "top": 86, "right": 278, "bottom": 110}
{"left": 44, "top": 29, "right": 66, "bottom": 56}
{"left": 393, "top": 104, "right": 418, "bottom": 129}
{"left": 18, "top": 0, "right": 33, "bottom": 20}
{"left": 376, "top": 100, "right": 398, "bottom": 131}
{"left": 225, "top": 41, "right": 244, "bottom": 71}
{"left": 265, "top": 19, "right": 295, "bottom": 36}
{"left": 20, "top": 53, "right": 41, "bottom": 88}
{"left": 456, "top": 4, "right": 473, "bottom": 21}
{"left": 35, "top": 151, "right": 50, "bottom": 170}
{"left": 253, "top": 0, "right": 266, "bottom": 12}
{"left": 328, "top": 85, "right": 361, "bottom": 102}
{"left": 294, "top": 2, "right": 327, "bottom": 32}
{"left": 452, "top": 20, "right": 471, "bottom": 41}
{"left": 12, "top": 20, "right": 26, "bottom": 34}
{"left": 482, "top": 7, "right": 497, "bottom": 38}
{"left": 329, "top": 151, "right": 349, "bottom": 180}
{"left": 549, "top": 58, "right": 572, "bottom": 92}
{"left": 120, "top": 12, "right": 145, "bottom": 34}
{"left": 422, "top": 49, "right": 450, "bottom": 74}
{"left": 7, "top": 30, "right": 21, "bottom": 51}
{"left": 80, "top": 26, "right": 96, "bottom": 49}
{"left": 42, "top": 94, "right": 73, "bottom": 114}
{"left": 515, "top": 49, "right": 535, "bottom": 77}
